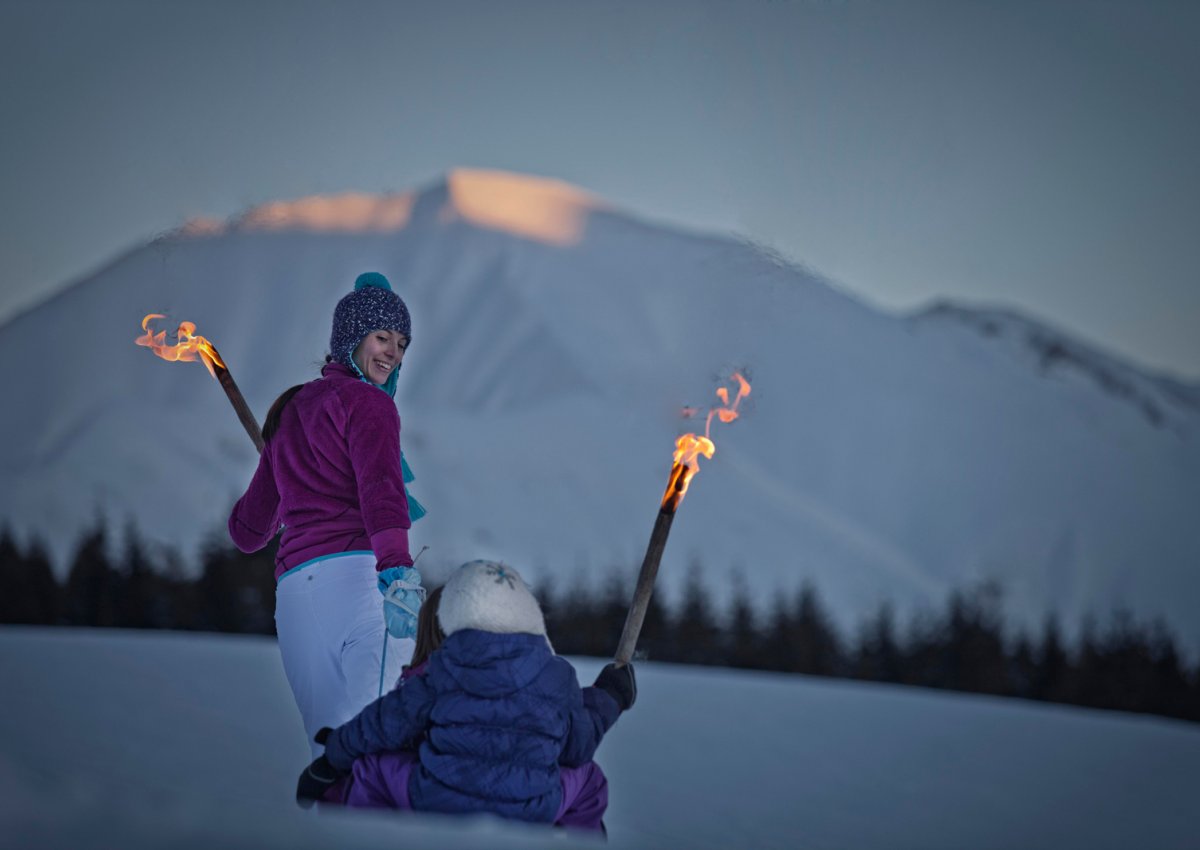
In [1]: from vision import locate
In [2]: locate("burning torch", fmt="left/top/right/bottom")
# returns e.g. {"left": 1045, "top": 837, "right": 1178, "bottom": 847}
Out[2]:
{"left": 613, "top": 372, "right": 751, "bottom": 665}
{"left": 135, "top": 314, "right": 264, "bottom": 453}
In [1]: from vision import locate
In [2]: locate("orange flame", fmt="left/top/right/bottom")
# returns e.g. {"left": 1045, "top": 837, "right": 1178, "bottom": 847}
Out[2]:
{"left": 706, "top": 371, "right": 751, "bottom": 433}
{"left": 135, "top": 314, "right": 226, "bottom": 379}
{"left": 662, "top": 372, "right": 751, "bottom": 511}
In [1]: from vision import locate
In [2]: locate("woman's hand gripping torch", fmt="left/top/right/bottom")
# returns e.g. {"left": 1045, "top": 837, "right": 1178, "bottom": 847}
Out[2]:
{"left": 613, "top": 373, "right": 751, "bottom": 666}
{"left": 135, "top": 314, "right": 264, "bottom": 453}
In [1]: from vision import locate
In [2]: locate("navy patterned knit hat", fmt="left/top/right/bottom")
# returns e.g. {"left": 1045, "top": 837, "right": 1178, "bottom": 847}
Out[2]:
{"left": 330, "top": 272, "right": 411, "bottom": 395}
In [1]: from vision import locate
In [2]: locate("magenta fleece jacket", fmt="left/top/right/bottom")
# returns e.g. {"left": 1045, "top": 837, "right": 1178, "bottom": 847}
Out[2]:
{"left": 228, "top": 362, "right": 412, "bottom": 580}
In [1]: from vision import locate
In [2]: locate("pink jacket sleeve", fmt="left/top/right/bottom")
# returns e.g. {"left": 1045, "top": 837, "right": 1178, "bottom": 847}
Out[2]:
{"left": 345, "top": 387, "right": 413, "bottom": 568}
{"left": 228, "top": 449, "right": 281, "bottom": 553}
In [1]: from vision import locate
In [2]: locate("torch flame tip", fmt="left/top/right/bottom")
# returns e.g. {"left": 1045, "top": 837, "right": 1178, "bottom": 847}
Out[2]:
{"left": 135, "top": 312, "right": 226, "bottom": 378}
{"left": 661, "top": 373, "right": 750, "bottom": 510}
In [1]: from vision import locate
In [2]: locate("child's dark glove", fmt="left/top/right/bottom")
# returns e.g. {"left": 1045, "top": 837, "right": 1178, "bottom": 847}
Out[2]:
{"left": 295, "top": 727, "right": 352, "bottom": 809}
{"left": 314, "top": 726, "right": 356, "bottom": 772}
{"left": 295, "top": 755, "right": 346, "bottom": 809}
{"left": 594, "top": 662, "right": 637, "bottom": 711}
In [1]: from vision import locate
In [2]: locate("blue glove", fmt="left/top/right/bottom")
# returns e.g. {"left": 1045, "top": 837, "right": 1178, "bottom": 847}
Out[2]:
{"left": 378, "top": 566, "right": 424, "bottom": 640}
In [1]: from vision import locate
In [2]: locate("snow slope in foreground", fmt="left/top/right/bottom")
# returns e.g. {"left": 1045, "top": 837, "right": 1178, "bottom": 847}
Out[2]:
{"left": 1, "top": 628, "right": 1197, "bottom": 850}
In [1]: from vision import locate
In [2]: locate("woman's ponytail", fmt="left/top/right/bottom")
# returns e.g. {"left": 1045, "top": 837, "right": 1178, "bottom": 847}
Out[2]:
{"left": 262, "top": 384, "right": 305, "bottom": 443}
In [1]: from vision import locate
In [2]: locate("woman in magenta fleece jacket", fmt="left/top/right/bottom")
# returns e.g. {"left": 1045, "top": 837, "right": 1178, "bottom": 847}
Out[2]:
{"left": 229, "top": 272, "right": 427, "bottom": 757}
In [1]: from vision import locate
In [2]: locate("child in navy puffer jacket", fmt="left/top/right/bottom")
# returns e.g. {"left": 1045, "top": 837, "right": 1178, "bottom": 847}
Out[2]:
{"left": 297, "top": 560, "right": 636, "bottom": 831}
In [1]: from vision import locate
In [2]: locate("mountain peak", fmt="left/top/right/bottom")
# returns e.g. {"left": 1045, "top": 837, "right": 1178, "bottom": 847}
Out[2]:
{"left": 236, "top": 191, "right": 417, "bottom": 233}
{"left": 177, "top": 168, "right": 604, "bottom": 246}
{"left": 440, "top": 168, "right": 603, "bottom": 245}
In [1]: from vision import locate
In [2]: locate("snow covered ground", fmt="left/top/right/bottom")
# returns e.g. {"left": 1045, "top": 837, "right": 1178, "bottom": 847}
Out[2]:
{"left": 2, "top": 627, "right": 1197, "bottom": 849}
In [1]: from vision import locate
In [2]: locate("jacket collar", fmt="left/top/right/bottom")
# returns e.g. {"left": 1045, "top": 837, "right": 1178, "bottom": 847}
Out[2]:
{"left": 321, "top": 361, "right": 357, "bottom": 381}
{"left": 321, "top": 359, "right": 397, "bottom": 398}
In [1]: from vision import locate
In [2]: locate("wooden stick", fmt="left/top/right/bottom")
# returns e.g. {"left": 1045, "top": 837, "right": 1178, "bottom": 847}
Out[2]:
{"left": 211, "top": 354, "right": 264, "bottom": 453}
{"left": 613, "top": 461, "right": 687, "bottom": 665}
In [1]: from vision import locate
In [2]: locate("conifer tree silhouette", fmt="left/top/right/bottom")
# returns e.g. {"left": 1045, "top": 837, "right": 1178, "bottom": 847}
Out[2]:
{"left": 63, "top": 519, "right": 119, "bottom": 627}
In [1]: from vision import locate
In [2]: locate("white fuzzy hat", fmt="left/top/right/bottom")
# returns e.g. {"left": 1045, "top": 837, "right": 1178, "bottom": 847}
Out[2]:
{"left": 436, "top": 560, "right": 547, "bottom": 637}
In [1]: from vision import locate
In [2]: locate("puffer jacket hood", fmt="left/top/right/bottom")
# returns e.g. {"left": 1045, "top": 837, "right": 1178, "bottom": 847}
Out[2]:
{"left": 431, "top": 628, "right": 551, "bottom": 698}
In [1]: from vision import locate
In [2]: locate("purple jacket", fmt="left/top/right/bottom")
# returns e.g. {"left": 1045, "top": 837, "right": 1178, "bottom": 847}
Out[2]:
{"left": 228, "top": 362, "right": 412, "bottom": 580}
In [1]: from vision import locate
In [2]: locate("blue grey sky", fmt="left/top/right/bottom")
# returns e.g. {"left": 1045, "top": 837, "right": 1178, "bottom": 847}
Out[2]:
{"left": 2, "top": 0, "right": 1197, "bottom": 377}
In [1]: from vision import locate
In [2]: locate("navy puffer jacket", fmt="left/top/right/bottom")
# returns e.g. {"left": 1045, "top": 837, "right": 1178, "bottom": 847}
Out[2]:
{"left": 328, "top": 629, "right": 621, "bottom": 822}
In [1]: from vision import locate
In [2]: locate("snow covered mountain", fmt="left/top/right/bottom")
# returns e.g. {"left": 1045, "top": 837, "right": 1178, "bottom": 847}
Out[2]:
{"left": 1, "top": 169, "right": 1197, "bottom": 646}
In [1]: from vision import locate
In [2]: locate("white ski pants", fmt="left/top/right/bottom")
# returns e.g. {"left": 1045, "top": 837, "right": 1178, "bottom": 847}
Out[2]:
{"left": 274, "top": 553, "right": 413, "bottom": 759}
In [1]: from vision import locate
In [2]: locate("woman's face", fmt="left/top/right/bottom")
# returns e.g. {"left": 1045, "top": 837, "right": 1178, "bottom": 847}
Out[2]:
{"left": 354, "top": 329, "right": 408, "bottom": 385}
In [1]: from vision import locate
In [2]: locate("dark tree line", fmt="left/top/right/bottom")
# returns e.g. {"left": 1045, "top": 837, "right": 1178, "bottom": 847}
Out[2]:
{"left": 540, "top": 563, "right": 1200, "bottom": 725}
{"left": 0, "top": 520, "right": 277, "bottom": 635}
{"left": 3, "top": 522, "right": 1199, "bottom": 725}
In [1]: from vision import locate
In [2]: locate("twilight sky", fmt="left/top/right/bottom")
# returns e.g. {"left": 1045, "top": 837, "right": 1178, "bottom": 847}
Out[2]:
{"left": 1, "top": 0, "right": 1197, "bottom": 378}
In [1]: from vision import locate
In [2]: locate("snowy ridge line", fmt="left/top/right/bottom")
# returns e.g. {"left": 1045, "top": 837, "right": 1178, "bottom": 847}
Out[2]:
{"left": 915, "top": 300, "right": 1200, "bottom": 429}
